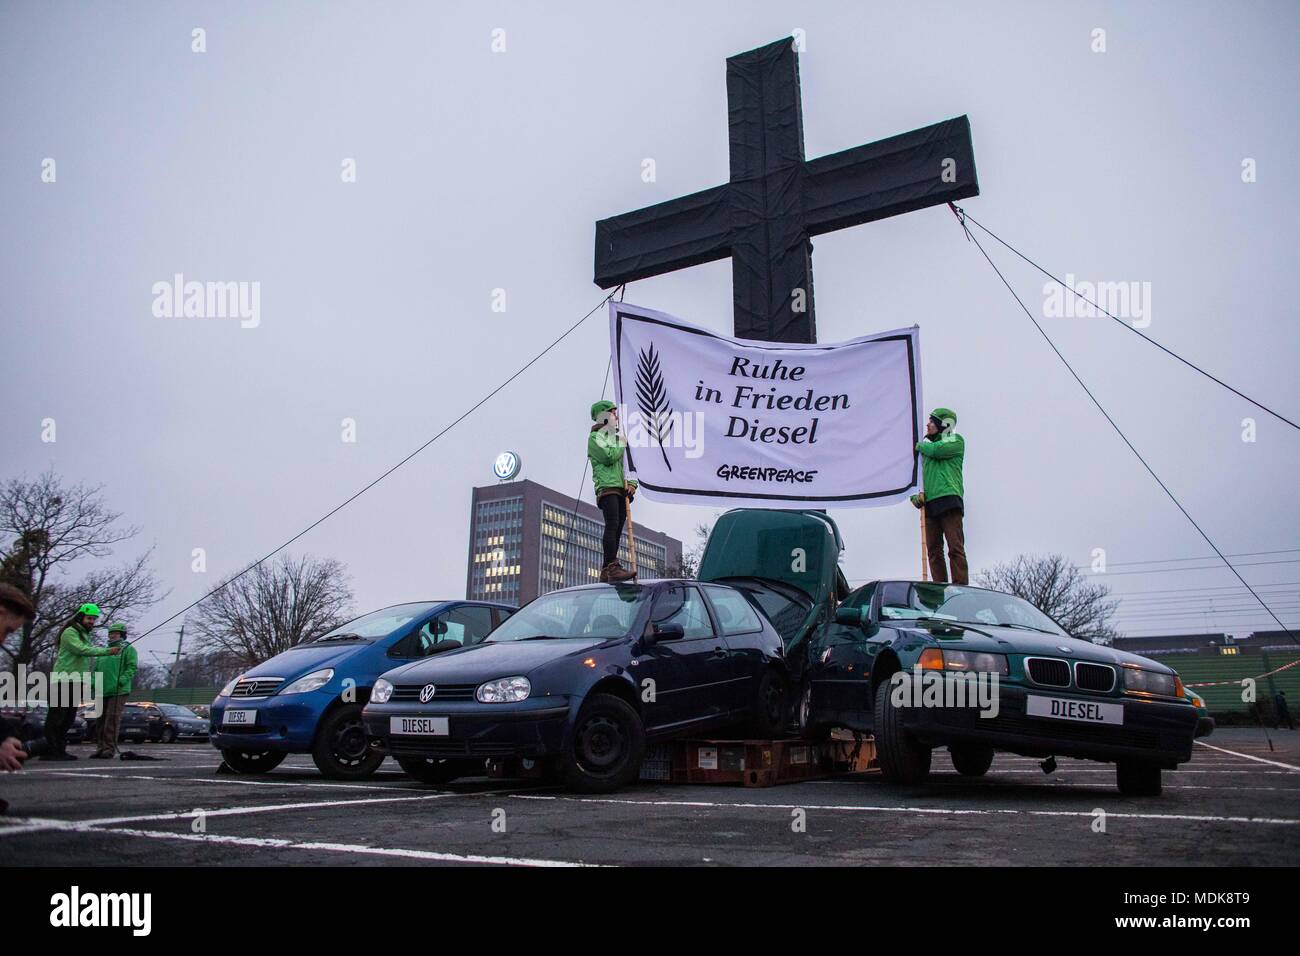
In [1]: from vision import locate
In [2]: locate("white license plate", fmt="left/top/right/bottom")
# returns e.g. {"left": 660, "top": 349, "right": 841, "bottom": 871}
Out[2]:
{"left": 1026, "top": 694, "right": 1123, "bottom": 726}
{"left": 223, "top": 709, "right": 257, "bottom": 726}
{"left": 390, "top": 716, "right": 449, "bottom": 736}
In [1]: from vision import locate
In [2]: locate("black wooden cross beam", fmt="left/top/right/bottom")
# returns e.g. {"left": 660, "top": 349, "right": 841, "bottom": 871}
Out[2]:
{"left": 593, "top": 38, "right": 979, "bottom": 344}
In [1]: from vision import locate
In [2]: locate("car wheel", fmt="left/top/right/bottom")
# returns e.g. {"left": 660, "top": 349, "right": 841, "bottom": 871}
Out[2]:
{"left": 312, "top": 705, "right": 385, "bottom": 780}
{"left": 747, "top": 669, "right": 790, "bottom": 738}
{"left": 1116, "top": 759, "right": 1162, "bottom": 796}
{"left": 796, "top": 682, "right": 831, "bottom": 743}
{"left": 559, "top": 693, "right": 645, "bottom": 793}
{"left": 396, "top": 756, "right": 478, "bottom": 784}
{"left": 160, "top": 727, "right": 177, "bottom": 744}
{"left": 872, "top": 676, "right": 932, "bottom": 785}
{"left": 220, "top": 748, "right": 287, "bottom": 774}
{"left": 949, "top": 744, "right": 994, "bottom": 777}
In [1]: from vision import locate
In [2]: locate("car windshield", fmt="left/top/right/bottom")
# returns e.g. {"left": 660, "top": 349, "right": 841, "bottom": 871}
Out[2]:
{"left": 159, "top": 704, "right": 199, "bottom": 718}
{"left": 879, "top": 582, "right": 1066, "bottom": 635}
{"left": 486, "top": 586, "right": 649, "bottom": 642}
{"left": 313, "top": 603, "right": 439, "bottom": 642}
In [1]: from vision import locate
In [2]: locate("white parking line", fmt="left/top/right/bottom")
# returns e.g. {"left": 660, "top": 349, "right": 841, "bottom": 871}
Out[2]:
{"left": 1194, "top": 740, "right": 1300, "bottom": 772}
{"left": 508, "top": 794, "right": 1299, "bottom": 826}
{"left": 0, "top": 820, "right": 602, "bottom": 867}
{"left": 30, "top": 770, "right": 423, "bottom": 792}
{"left": 0, "top": 792, "right": 462, "bottom": 836}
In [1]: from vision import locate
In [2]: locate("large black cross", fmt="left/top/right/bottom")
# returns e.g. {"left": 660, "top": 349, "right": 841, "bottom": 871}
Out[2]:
{"left": 594, "top": 38, "right": 979, "bottom": 344}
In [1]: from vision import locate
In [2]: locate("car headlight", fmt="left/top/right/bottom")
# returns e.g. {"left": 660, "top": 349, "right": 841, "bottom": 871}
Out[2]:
{"left": 371, "top": 678, "right": 394, "bottom": 704}
{"left": 1123, "top": 667, "right": 1180, "bottom": 697}
{"left": 280, "top": 669, "right": 335, "bottom": 695}
{"left": 922, "top": 648, "right": 1009, "bottom": 675}
{"left": 219, "top": 677, "right": 241, "bottom": 697}
{"left": 476, "top": 677, "right": 531, "bottom": 703}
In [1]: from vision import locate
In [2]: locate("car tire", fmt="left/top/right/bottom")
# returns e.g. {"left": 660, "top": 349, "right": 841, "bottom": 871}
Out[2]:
{"left": 949, "top": 744, "right": 994, "bottom": 777}
{"left": 312, "top": 704, "right": 385, "bottom": 780}
{"left": 396, "top": 756, "right": 478, "bottom": 784}
{"left": 1115, "top": 759, "right": 1162, "bottom": 796}
{"left": 220, "top": 748, "right": 287, "bottom": 774}
{"left": 795, "top": 682, "right": 831, "bottom": 743}
{"left": 872, "top": 676, "right": 932, "bottom": 785}
{"left": 160, "top": 727, "right": 177, "bottom": 744}
{"left": 747, "top": 669, "right": 790, "bottom": 739}
{"left": 559, "top": 693, "right": 645, "bottom": 793}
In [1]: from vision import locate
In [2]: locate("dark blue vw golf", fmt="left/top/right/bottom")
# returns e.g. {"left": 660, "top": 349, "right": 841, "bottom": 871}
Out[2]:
{"left": 209, "top": 600, "right": 513, "bottom": 778}
{"left": 363, "top": 581, "right": 790, "bottom": 791}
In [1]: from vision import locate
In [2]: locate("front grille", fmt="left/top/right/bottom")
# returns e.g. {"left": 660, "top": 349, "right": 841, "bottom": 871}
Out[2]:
{"left": 962, "top": 712, "right": 1161, "bottom": 750}
{"left": 230, "top": 678, "right": 283, "bottom": 698}
{"left": 392, "top": 683, "right": 478, "bottom": 702}
{"left": 1075, "top": 662, "right": 1116, "bottom": 692}
{"left": 386, "top": 739, "right": 517, "bottom": 757}
{"left": 1026, "top": 657, "right": 1070, "bottom": 687}
{"left": 216, "top": 723, "right": 266, "bottom": 734}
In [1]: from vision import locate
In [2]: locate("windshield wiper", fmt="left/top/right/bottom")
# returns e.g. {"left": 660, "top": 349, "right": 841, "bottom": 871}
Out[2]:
{"left": 315, "top": 632, "right": 366, "bottom": 643}
{"left": 984, "top": 622, "right": 1057, "bottom": 634}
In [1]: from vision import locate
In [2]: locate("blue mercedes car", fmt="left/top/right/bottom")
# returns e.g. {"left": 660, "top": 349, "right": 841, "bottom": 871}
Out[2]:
{"left": 209, "top": 600, "right": 514, "bottom": 778}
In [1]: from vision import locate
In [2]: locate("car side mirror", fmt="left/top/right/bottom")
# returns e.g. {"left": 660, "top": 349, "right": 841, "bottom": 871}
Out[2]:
{"left": 834, "top": 606, "right": 867, "bottom": 627}
{"left": 645, "top": 622, "right": 685, "bottom": 645}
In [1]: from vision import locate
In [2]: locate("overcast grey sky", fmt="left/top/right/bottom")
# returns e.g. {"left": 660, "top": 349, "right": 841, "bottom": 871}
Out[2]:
{"left": 3, "top": 1, "right": 1297, "bottom": 663}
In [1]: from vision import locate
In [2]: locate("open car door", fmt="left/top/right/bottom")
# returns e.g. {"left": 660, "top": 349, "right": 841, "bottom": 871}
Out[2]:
{"left": 697, "top": 509, "right": 848, "bottom": 682}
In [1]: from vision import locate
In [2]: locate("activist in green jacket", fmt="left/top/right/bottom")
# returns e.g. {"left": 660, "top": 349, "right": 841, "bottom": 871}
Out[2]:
{"left": 587, "top": 400, "right": 639, "bottom": 497}
{"left": 910, "top": 407, "right": 969, "bottom": 586}
{"left": 52, "top": 615, "right": 114, "bottom": 682}
{"left": 97, "top": 624, "right": 138, "bottom": 697}
{"left": 588, "top": 400, "right": 638, "bottom": 583}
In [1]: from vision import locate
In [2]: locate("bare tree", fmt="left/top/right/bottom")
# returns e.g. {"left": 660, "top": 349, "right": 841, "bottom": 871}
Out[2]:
{"left": 189, "top": 554, "right": 353, "bottom": 668}
{"left": 665, "top": 521, "right": 714, "bottom": 579}
{"left": 0, "top": 470, "right": 165, "bottom": 670}
{"left": 976, "top": 554, "right": 1120, "bottom": 644}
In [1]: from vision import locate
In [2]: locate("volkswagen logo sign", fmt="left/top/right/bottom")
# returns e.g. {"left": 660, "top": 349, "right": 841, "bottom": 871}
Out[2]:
{"left": 493, "top": 451, "right": 521, "bottom": 481}
{"left": 418, "top": 683, "right": 437, "bottom": 703}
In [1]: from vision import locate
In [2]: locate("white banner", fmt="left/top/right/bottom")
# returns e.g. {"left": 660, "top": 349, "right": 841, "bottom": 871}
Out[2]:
{"left": 609, "top": 302, "right": 923, "bottom": 509}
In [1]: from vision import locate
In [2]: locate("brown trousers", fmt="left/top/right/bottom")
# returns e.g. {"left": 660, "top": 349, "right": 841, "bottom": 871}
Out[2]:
{"left": 96, "top": 694, "right": 126, "bottom": 755}
{"left": 925, "top": 509, "right": 969, "bottom": 585}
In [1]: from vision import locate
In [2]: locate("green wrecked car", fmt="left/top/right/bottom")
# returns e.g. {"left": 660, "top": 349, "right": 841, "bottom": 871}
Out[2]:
{"left": 698, "top": 508, "right": 1204, "bottom": 796}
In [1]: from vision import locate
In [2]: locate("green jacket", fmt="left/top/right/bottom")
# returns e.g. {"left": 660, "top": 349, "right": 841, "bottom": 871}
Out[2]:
{"left": 588, "top": 428, "right": 639, "bottom": 496}
{"left": 913, "top": 432, "right": 965, "bottom": 502}
{"left": 52, "top": 622, "right": 112, "bottom": 682}
{"left": 96, "top": 638, "right": 138, "bottom": 697}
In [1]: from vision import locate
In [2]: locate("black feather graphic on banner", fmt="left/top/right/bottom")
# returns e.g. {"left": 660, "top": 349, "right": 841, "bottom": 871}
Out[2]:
{"left": 635, "top": 343, "right": 674, "bottom": 471}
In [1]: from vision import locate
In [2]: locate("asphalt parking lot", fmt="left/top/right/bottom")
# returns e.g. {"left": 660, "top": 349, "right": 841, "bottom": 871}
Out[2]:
{"left": 2, "top": 727, "right": 1296, "bottom": 867}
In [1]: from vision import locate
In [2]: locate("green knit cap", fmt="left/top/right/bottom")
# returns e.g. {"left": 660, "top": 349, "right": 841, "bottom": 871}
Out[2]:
{"left": 590, "top": 400, "right": 616, "bottom": 421}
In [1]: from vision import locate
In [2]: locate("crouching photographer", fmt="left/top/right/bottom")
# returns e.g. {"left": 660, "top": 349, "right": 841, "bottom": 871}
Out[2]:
{"left": 0, "top": 583, "right": 41, "bottom": 813}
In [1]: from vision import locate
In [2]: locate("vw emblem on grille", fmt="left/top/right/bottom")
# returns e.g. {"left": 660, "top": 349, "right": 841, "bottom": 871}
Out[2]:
{"left": 418, "top": 683, "right": 437, "bottom": 703}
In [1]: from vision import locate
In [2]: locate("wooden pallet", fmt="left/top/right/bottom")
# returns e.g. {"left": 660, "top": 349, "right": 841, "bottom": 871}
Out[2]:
{"left": 485, "top": 731, "right": 877, "bottom": 788}
{"left": 640, "top": 731, "right": 877, "bottom": 787}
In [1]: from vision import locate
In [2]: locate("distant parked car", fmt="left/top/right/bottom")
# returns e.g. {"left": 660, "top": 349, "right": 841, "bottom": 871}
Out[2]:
{"left": 117, "top": 702, "right": 208, "bottom": 743}
{"left": 118, "top": 702, "right": 162, "bottom": 743}
{"left": 155, "top": 703, "right": 209, "bottom": 740}
{"left": 210, "top": 600, "right": 516, "bottom": 779}
{"left": 0, "top": 703, "right": 86, "bottom": 743}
